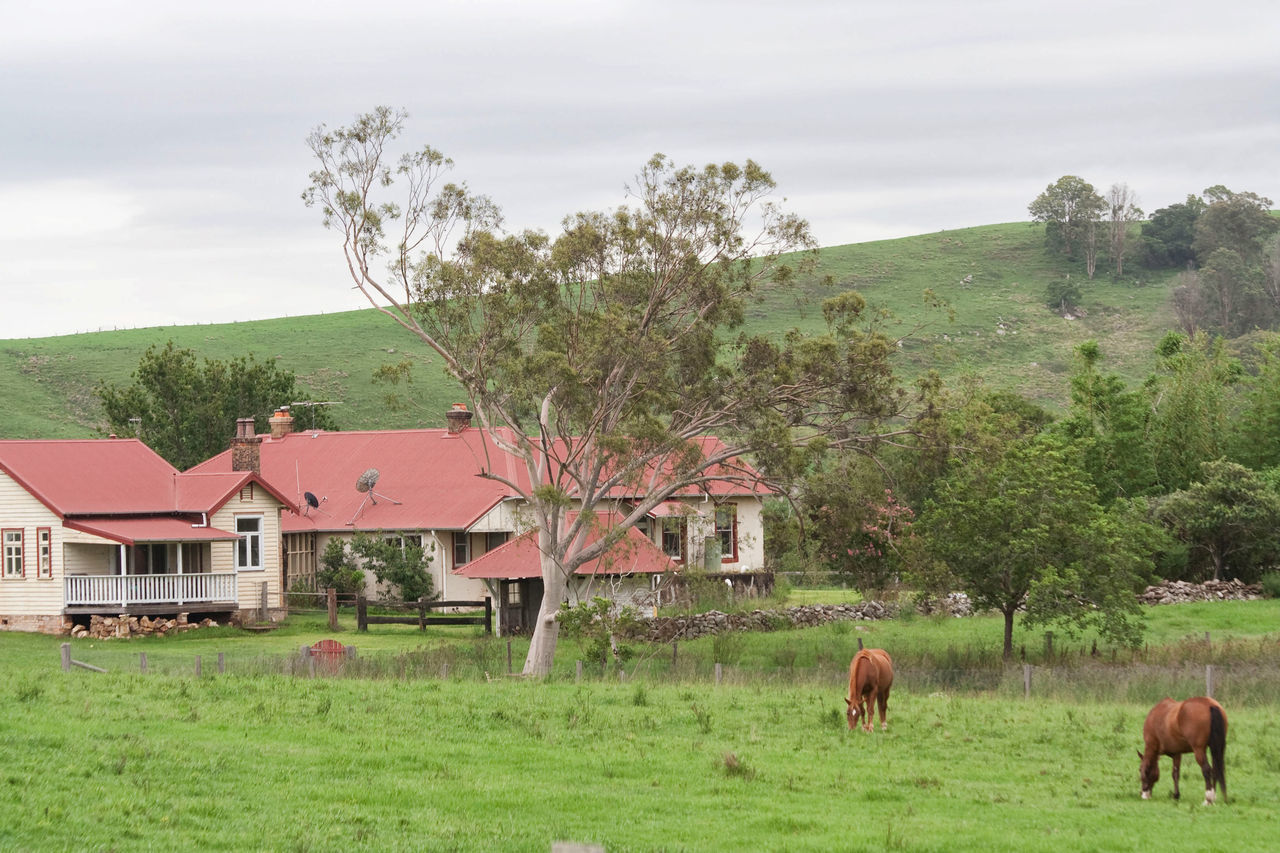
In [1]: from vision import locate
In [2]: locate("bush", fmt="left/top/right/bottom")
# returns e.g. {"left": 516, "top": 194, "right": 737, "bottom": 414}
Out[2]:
{"left": 1261, "top": 572, "right": 1280, "bottom": 599}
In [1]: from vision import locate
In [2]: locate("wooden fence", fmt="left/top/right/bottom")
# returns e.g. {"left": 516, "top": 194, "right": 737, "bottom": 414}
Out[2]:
{"left": 356, "top": 595, "right": 492, "bottom": 634}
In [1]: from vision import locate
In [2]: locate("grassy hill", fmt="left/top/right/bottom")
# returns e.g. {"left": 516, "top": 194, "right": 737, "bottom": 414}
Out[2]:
{"left": 0, "top": 222, "right": 1181, "bottom": 439}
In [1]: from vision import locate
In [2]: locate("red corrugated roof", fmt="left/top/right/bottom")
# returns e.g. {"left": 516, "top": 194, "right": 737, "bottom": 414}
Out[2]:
{"left": 0, "top": 439, "right": 293, "bottom": 518}
{"left": 456, "top": 518, "right": 676, "bottom": 580}
{"left": 65, "top": 517, "right": 240, "bottom": 546}
{"left": 189, "top": 426, "right": 771, "bottom": 534}
{"left": 188, "top": 428, "right": 527, "bottom": 533}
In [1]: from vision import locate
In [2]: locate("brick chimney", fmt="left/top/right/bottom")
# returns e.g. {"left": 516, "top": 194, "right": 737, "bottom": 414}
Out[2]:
{"left": 445, "top": 403, "right": 473, "bottom": 435}
{"left": 269, "top": 408, "right": 295, "bottom": 439}
{"left": 230, "top": 417, "right": 262, "bottom": 473}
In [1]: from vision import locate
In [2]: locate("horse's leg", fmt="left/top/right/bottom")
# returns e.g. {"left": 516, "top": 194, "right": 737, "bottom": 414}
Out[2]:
{"left": 1170, "top": 754, "right": 1181, "bottom": 800}
{"left": 862, "top": 690, "right": 875, "bottom": 733}
{"left": 1193, "top": 746, "right": 1215, "bottom": 804}
{"left": 877, "top": 688, "right": 889, "bottom": 731}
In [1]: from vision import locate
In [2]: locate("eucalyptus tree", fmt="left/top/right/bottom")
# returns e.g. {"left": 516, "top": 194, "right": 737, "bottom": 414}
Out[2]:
{"left": 304, "top": 107, "right": 911, "bottom": 675}
{"left": 1028, "top": 175, "right": 1107, "bottom": 275}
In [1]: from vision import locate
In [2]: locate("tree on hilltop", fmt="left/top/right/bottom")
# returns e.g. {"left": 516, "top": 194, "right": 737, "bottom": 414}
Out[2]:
{"left": 1028, "top": 176, "right": 1107, "bottom": 277}
{"left": 304, "top": 107, "right": 915, "bottom": 676}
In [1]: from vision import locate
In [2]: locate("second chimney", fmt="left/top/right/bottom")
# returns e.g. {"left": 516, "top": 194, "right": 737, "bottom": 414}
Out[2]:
{"left": 445, "top": 403, "right": 473, "bottom": 435}
{"left": 231, "top": 417, "right": 262, "bottom": 474}
{"left": 269, "top": 408, "right": 295, "bottom": 439}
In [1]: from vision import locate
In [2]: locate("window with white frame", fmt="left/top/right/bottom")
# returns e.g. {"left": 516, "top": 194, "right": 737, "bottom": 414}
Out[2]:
{"left": 37, "top": 527, "right": 52, "bottom": 579}
{"left": 452, "top": 532, "right": 470, "bottom": 567}
{"left": 715, "top": 504, "right": 738, "bottom": 563}
{"left": 236, "top": 516, "right": 263, "bottom": 571}
{"left": 3, "top": 529, "right": 23, "bottom": 578}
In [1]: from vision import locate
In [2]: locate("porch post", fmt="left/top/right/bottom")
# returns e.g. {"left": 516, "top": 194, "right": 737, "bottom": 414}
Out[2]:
{"left": 176, "top": 543, "right": 185, "bottom": 606}
{"left": 119, "top": 544, "right": 128, "bottom": 607}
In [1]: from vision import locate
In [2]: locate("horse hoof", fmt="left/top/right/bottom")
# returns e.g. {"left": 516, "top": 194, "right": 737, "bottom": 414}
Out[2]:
{"left": 1141, "top": 791, "right": 1150, "bottom": 800}
{"left": 1204, "top": 790, "right": 1216, "bottom": 805}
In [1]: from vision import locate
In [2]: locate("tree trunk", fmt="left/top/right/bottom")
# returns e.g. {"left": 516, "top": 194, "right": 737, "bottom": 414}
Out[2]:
{"left": 522, "top": 528, "right": 569, "bottom": 677}
{"left": 1002, "top": 608, "right": 1015, "bottom": 661}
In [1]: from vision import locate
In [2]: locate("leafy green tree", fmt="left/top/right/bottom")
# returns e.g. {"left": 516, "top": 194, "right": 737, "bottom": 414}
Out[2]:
{"left": 349, "top": 533, "right": 435, "bottom": 603}
{"left": 97, "top": 341, "right": 337, "bottom": 470}
{"left": 798, "top": 454, "right": 914, "bottom": 593}
{"left": 915, "top": 436, "right": 1155, "bottom": 659}
{"left": 1053, "top": 341, "right": 1157, "bottom": 501}
{"left": 1156, "top": 459, "right": 1280, "bottom": 582}
{"left": 316, "top": 538, "right": 366, "bottom": 595}
{"left": 1146, "top": 332, "right": 1239, "bottom": 491}
{"left": 1140, "top": 195, "right": 1206, "bottom": 269}
{"left": 1028, "top": 176, "right": 1107, "bottom": 274}
{"left": 1193, "top": 187, "right": 1279, "bottom": 266}
{"left": 305, "top": 107, "right": 913, "bottom": 675}
{"left": 1231, "top": 332, "right": 1280, "bottom": 470}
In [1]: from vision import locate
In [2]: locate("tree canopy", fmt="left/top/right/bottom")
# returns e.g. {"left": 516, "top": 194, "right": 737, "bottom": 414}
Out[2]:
{"left": 304, "top": 107, "right": 914, "bottom": 675}
{"left": 1028, "top": 176, "right": 1106, "bottom": 274}
{"left": 97, "top": 341, "right": 337, "bottom": 470}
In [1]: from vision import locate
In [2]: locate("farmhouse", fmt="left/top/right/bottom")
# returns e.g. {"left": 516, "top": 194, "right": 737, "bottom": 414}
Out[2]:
{"left": 0, "top": 437, "right": 293, "bottom": 634}
{"left": 189, "top": 406, "right": 772, "bottom": 633}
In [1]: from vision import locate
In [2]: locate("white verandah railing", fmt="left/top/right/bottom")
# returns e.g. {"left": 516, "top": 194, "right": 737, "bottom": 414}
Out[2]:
{"left": 64, "top": 572, "right": 238, "bottom": 608}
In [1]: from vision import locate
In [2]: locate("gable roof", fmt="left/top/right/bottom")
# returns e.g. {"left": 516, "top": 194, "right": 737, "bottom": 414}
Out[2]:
{"left": 188, "top": 428, "right": 527, "bottom": 534}
{"left": 0, "top": 439, "right": 292, "bottom": 518}
{"left": 456, "top": 520, "right": 676, "bottom": 580}
{"left": 187, "top": 424, "right": 773, "bottom": 535}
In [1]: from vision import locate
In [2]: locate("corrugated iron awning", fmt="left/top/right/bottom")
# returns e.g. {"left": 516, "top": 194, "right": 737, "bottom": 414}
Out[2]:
{"left": 65, "top": 517, "right": 241, "bottom": 546}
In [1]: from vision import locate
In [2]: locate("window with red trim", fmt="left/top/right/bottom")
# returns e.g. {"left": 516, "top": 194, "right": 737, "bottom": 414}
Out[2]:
{"left": 37, "top": 527, "right": 52, "bottom": 579}
{"left": 3, "top": 529, "right": 24, "bottom": 579}
{"left": 715, "top": 505, "right": 738, "bottom": 563}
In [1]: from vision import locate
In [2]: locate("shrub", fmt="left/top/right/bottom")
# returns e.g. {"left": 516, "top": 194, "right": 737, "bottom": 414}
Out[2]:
{"left": 1261, "top": 571, "right": 1280, "bottom": 599}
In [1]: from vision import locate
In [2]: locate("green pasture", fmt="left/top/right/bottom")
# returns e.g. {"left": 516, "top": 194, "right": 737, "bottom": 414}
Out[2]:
{"left": 2, "top": 600, "right": 1279, "bottom": 851}
{"left": 0, "top": 222, "right": 1181, "bottom": 439}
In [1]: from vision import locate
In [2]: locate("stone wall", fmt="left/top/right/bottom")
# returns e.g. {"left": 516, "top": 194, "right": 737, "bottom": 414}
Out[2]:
{"left": 627, "top": 601, "right": 897, "bottom": 643}
{"left": 1138, "top": 578, "right": 1263, "bottom": 605}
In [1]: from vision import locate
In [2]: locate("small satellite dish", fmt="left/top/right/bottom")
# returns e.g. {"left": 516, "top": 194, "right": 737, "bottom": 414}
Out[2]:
{"left": 356, "top": 468, "right": 380, "bottom": 493}
{"left": 304, "top": 491, "right": 320, "bottom": 509}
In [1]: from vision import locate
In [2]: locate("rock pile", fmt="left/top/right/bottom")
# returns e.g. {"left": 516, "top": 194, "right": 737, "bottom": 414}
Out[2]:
{"left": 1138, "top": 579, "right": 1263, "bottom": 605}
{"left": 69, "top": 612, "right": 219, "bottom": 639}
{"left": 630, "top": 601, "right": 897, "bottom": 643}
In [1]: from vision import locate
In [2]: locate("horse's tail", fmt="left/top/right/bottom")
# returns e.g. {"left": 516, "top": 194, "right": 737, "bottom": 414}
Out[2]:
{"left": 1208, "top": 704, "right": 1227, "bottom": 801}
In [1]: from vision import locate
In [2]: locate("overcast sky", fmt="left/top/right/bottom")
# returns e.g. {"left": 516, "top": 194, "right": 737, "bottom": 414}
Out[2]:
{"left": 2, "top": 0, "right": 1277, "bottom": 340}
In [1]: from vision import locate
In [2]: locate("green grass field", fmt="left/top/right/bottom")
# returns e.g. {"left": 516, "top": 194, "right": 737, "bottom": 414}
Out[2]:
{"left": 2, "top": 601, "right": 1277, "bottom": 851}
{"left": 0, "top": 223, "right": 1182, "bottom": 439}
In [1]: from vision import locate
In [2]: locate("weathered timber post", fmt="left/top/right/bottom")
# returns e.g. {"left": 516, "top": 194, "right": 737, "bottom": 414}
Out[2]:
{"left": 61, "top": 643, "right": 71, "bottom": 672}
{"left": 484, "top": 596, "right": 493, "bottom": 635}
{"left": 715, "top": 662, "right": 723, "bottom": 686}
{"left": 140, "top": 652, "right": 148, "bottom": 674}
{"left": 217, "top": 652, "right": 225, "bottom": 674}
{"left": 857, "top": 636, "right": 864, "bottom": 651}
{"left": 1206, "top": 664, "right": 1214, "bottom": 698}
{"left": 575, "top": 660, "right": 583, "bottom": 682}
{"left": 327, "top": 587, "right": 338, "bottom": 631}
{"left": 507, "top": 640, "right": 513, "bottom": 675}
{"left": 417, "top": 597, "right": 427, "bottom": 631}
{"left": 194, "top": 655, "right": 202, "bottom": 677}
{"left": 672, "top": 641, "right": 678, "bottom": 667}
{"left": 259, "top": 582, "right": 269, "bottom": 624}
{"left": 356, "top": 595, "right": 368, "bottom": 632}
{"left": 1023, "top": 664, "right": 1032, "bottom": 699}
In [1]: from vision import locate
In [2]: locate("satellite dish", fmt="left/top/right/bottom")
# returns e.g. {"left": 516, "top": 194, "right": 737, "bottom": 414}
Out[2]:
{"left": 304, "top": 491, "right": 320, "bottom": 509}
{"left": 356, "top": 468, "right": 380, "bottom": 493}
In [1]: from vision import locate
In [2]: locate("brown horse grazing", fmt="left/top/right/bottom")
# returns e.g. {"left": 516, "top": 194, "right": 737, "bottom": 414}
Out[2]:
{"left": 1138, "top": 696, "right": 1227, "bottom": 804}
{"left": 845, "top": 649, "right": 893, "bottom": 732}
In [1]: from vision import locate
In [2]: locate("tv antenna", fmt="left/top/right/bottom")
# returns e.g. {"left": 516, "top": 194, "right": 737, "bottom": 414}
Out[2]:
{"left": 350, "top": 467, "right": 401, "bottom": 523}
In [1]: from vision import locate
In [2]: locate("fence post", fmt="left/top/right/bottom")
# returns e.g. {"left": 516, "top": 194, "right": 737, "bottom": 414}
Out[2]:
{"left": 1023, "top": 664, "right": 1032, "bottom": 699}
{"left": 672, "top": 641, "right": 678, "bottom": 667}
{"left": 327, "top": 587, "right": 338, "bottom": 631}
{"left": 418, "top": 597, "right": 427, "bottom": 631}
{"left": 715, "top": 662, "right": 723, "bottom": 686}
{"left": 140, "top": 652, "right": 148, "bottom": 674}
{"left": 217, "top": 652, "right": 225, "bottom": 674}
{"left": 356, "top": 595, "right": 368, "bottom": 632}
{"left": 483, "top": 596, "right": 493, "bottom": 635}
{"left": 61, "top": 643, "right": 71, "bottom": 672}
{"left": 194, "top": 655, "right": 202, "bottom": 677}
{"left": 576, "top": 660, "right": 583, "bottom": 682}
{"left": 259, "top": 582, "right": 269, "bottom": 624}
{"left": 857, "top": 637, "right": 864, "bottom": 651}
{"left": 507, "top": 640, "right": 513, "bottom": 675}
{"left": 1206, "top": 664, "right": 1214, "bottom": 698}
{"left": 441, "top": 663, "right": 449, "bottom": 679}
